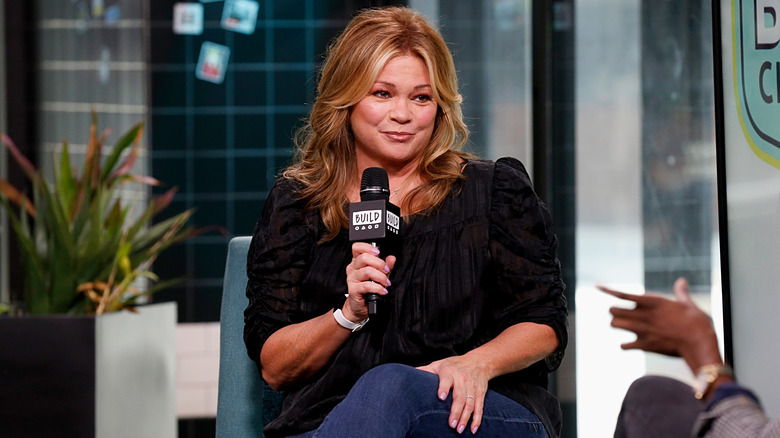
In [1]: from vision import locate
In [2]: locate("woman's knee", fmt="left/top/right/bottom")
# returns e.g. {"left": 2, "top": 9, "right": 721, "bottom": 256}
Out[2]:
{"left": 320, "top": 364, "right": 444, "bottom": 437}
{"left": 357, "top": 363, "right": 434, "bottom": 388}
{"left": 360, "top": 362, "right": 415, "bottom": 380}
{"left": 349, "top": 363, "right": 438, "bottom": 406}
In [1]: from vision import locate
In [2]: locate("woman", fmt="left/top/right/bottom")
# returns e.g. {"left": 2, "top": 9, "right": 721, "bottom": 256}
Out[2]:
{"left": 244, "top": 6, "right": 568, "bottom": 437}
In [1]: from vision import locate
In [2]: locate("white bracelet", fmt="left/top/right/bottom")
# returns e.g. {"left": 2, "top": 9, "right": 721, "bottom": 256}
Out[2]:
{"left": 333, "top": 308, "right": 368, "bottom": 333}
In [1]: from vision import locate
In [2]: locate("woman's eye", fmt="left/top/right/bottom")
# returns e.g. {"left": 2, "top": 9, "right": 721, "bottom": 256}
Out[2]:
{"left": 414, "top": 94, "right": 432, "bottom": 102}
{"left": 372, "top": 90, "right": 390, "bottom": 98}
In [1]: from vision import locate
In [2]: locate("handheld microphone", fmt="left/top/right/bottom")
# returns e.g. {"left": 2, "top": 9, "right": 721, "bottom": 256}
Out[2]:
{"left": 349, "top": 167, "right": 401, "bottom": 315}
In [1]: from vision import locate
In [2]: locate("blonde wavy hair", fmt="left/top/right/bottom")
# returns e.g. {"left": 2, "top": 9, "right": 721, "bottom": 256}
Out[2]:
{"left": 283, "top": 6, "right": 472, "bottom": 241}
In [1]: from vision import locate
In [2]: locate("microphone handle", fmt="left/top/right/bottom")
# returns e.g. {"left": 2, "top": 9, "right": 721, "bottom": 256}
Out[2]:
{"left": 366, "top": 242, "right": 380, "bottom": 315}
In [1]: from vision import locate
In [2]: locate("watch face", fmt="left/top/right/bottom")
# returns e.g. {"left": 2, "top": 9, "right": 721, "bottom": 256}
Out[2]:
{"left": 693, "top": 364, "right": 731, "bottom": 399}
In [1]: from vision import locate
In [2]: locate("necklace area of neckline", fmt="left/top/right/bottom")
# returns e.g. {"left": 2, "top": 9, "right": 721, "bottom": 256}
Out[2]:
{"left": 389, "top": 175, "right": 416, "bottom": 200}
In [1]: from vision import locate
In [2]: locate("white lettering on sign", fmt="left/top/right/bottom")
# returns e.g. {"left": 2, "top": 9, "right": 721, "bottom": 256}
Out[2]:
{"left": 386, "top": 211, "right": 400, "bottom": 231}
{"left": 353, "top": 210, "right": 382, "bottom": 226}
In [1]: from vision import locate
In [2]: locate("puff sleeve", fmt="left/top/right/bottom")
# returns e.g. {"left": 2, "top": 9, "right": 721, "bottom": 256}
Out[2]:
{"left": 488, "top": 157, "right": 568, "bottom": 371}
{"left": 243, "top": 177, "right": 317, "bottom": 364}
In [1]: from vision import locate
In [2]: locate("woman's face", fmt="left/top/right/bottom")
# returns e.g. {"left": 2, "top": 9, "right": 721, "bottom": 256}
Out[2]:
{"left": 350, "top": 54, "right": 438, "bottom": 172}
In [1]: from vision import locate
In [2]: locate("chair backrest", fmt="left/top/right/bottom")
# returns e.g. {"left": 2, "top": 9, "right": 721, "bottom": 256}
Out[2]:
{"left": 215, "top": 236, "right": 267, "bottom": 438}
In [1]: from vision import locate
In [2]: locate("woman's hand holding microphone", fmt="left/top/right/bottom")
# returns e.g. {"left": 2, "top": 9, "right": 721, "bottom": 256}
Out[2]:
{"left": 343, "top": 242, "right": 396, "bottom": 323}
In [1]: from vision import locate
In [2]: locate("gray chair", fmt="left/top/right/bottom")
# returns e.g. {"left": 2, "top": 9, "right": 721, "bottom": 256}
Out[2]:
{"left": 215, "top": 236, "right": 283, "bottom": 438}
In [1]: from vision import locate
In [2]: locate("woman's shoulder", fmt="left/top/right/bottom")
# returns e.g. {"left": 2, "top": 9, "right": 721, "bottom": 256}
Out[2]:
{"left": 492, "top": 157, "right": 533, "bottom": 191}
{"left": 438, "top": 157, "right": 536, "bottom": 221}
{"left": 462, "top": 157, "right": 533, "bottom": 191}
{"left": 251, "top": 175, "right": 319, "bottom": 250}
{"left": 266, "top": 175, "right": 307, "bottom": 208}
{"left": 461, "top": 156, "right": 542, "bottom": 225}
{"left": 487, "top": 157, "right": 554, "bottom": 241}
{"left": 257, "top": 176, "right": 316, "bottom": 231}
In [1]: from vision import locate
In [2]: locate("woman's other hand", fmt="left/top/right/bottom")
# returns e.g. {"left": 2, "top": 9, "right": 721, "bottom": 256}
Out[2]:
{"left": 344, "top": 242, "right": 395, "bottom": 321}
{"left": 417, "top": 356, "right": 489, "bottom": 435}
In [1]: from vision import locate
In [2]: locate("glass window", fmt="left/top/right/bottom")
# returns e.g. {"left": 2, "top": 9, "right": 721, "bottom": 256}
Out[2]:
{"left": 575, "top": 0, "right": 720, "bottom": 435}
{"left": 31, "top": 0, "right": 149, "bottom": 218}
{"left": 411, "top": 0, "right": 533, "bottom": 165}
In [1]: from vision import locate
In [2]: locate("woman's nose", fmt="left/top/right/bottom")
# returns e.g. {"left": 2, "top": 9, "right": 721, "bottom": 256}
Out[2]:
{"left": 389, "top": 99, "right": 412, "bottom": 123}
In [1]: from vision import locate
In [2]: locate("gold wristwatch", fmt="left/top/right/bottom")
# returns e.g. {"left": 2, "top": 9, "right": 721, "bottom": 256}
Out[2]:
{"left": 693, "top": 364, "right": 733, "bottom": 399}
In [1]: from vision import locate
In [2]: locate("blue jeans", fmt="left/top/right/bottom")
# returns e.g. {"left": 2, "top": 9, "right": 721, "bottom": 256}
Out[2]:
{"left": 287, "top": 363, "right": 548, "bottom": 437}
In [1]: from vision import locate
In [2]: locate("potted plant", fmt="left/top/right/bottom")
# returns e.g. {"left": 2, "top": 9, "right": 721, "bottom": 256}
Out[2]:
{"left": 0, "top": 113, "right": 201, "bottom": 437}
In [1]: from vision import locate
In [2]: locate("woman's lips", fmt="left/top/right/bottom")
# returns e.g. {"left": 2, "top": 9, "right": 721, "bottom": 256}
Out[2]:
{"left": 383, "top": 131, "right": 414, "bottom": 141}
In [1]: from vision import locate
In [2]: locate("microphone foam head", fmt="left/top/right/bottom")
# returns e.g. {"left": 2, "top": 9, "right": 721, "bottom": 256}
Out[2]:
{"left": 360, "top": 167, "right": 390, "bottom": 201}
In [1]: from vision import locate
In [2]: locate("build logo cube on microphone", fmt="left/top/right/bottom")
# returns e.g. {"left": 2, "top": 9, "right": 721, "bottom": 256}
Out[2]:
{"left": 349, "top": 200, "right": 400, "bottom": 241}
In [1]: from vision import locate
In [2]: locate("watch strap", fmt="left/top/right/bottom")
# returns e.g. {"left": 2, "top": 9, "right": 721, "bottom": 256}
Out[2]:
{"left": 333, "top": 308, "right": 368, "bottom": 332}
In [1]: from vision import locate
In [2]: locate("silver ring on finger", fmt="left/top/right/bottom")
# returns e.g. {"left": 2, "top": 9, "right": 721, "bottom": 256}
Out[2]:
{"left": 466, "top": 395, "right": 475, "bottom": 400}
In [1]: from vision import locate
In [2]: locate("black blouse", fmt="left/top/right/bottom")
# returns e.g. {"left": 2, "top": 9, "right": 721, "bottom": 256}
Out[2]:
{"left": 244, "top": 157, "right": 568, "bottom": 437}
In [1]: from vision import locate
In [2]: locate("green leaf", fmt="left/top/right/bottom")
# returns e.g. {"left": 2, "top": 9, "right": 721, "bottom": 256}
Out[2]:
{"left": 34, "top": 177, "right": 74, "bottom": 259}
{"left": 34, "top": 178, "right": 82, "bottom": 313}
{"left": 124, "top": 276, "right": 184, "bottom": 304}
{"left": 130, "top": 210, "right": 193, "bottom": 255}
{"left": 100, "top": 121, "right": 143, "bottom": 182}
{"left": 56, "top": 141, "right": 77, "bottom": 220}
{"left": 104, "top": 198, "right": 125, "bottom": 231}
{"left": 0, "top": 196, "right": 48, "bottom": 313}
